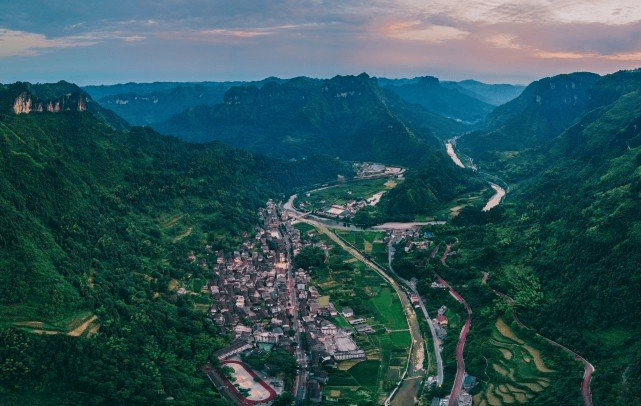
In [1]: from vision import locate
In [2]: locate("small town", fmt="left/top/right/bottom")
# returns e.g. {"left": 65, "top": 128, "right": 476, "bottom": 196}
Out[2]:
{"left": 203, "top": 199, "right": 376, "bottom": 405}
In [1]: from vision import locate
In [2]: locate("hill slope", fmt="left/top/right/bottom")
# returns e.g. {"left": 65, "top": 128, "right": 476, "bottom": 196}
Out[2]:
{"left": 0, "top": 82, "right": 352, "bottom": 404}
{"left": 155, "top": 73, "right": 463, "bottom": 165}
{"left": 442, "top": 79, "right": 525, "bottom": 106}
{"left": 85, "top": 78, "right": 285, "bottom": 126}
{"left": 453, "top": 69, "right": 641, "bottom": 404}
{"left": 380, "top": 76, "right": 495, "bottom": 124}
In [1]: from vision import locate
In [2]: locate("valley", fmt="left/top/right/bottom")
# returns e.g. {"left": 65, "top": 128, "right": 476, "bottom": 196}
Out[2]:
{"left": 2, "top": 68, "right": 641, "bottom": 406}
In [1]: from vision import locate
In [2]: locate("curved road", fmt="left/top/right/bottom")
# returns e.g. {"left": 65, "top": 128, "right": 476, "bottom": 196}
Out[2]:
{"left": 283, "top": 197, "right": 426, "bottom": 405}
{"left": 439, "top": 243, "right": 473, "bottom": 406}
{"left": 494, "top": 290, "right": 594, "bottom": 406}
{"left": 435, "top": 274, "right": 472, "bottom": 406}
{"left": 388, "top": 243, "right": 444, "bottom": 387}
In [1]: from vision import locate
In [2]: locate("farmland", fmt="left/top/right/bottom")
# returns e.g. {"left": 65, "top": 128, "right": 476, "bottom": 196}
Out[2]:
{"left": 295, "top": 222, "right": 412, "bottom": 404}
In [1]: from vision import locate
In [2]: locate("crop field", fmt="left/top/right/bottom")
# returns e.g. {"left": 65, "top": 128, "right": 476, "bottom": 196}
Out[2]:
{"left": 474, "top": 318, "right": 556, "bottom": 405}
{"left": 389, "top": 330, "right": 411, "bottom": 348}
{"left": 306, "top": 229, "right": 410, "bottom": 404}
{"left": 370, "top": 288, "right": 407, "bottom": 330}
{"left": 336, "top": 230, "right": 389, "bottom": 268}
{"left": 296, "top": 177, "right": 401, "bottom": 210}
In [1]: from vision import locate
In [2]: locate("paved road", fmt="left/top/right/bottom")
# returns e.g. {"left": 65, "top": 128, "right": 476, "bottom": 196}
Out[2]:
{"left": 388, "top": 242, "right": 444, "bottom": 386}
{"left": 494, "top": 290, "right": 594, "bottom": 406}
{"left": 283, "top": 199, "right": 425, "bottom": 405}
{"left": 437, "top": 275, "right": 472, "bottom": 406}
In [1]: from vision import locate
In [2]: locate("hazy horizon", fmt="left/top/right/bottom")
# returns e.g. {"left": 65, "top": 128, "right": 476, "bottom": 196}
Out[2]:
{"left": 2, "top": 1, "right": 640, "bottom": 86}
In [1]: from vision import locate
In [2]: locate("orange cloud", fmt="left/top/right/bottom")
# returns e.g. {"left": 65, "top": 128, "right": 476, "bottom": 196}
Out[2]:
{"left": 0, "top": 29, "right": 96, "bottom": 57}
{"left": 382, "top": 21, "right": 469, "bottom": 43}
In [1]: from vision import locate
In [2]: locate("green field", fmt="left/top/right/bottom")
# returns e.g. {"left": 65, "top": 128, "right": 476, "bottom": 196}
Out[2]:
{"left": 349, "top": 360, "right": 381, "bottom": 386}
{"left": 305, "top": 228, "right": 410, "bottom": 404}
{"left": 296, "top": 177, "right": 401, "bottom": 210}
{"left": 389, "top": 331, "right": 411, "bottom": 348}
{"left": 293, "top": 221, "right": 316, "bottom": 236}
{"left": 370, "top": 288, "right": 407, "bottom": 330}
{"left": 336, "top": 230, "right": 389, "bottom": 269}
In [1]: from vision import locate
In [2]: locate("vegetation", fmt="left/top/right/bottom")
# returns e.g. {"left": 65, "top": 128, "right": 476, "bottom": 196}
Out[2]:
{"left": 242, "top": 348, "right": 297, "bottom": 388}
{"left": 0, "top": 83, "right": 354, "bottom": 404}
{"left": 156, "top": 74, "right": 463, "bottom": 166}
{"left": 300, "top": 228, "right": 410, "bottom": 403}
{"left": 380, "top": 75, "right": 494, "bottom": 124}
{"left": 293, "top": 246, "right": 326, "bottom": 270}
{"left": 5, "top": 67, "right": 641, "bottom": 405}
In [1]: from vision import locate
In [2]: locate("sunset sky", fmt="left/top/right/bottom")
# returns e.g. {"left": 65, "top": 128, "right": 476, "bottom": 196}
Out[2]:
{"left": 1, "top": 0, "right": 640, "bottom": 85}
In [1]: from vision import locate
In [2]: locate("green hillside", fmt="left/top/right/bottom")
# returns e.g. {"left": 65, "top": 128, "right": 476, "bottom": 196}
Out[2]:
{"left": 156, "top": 73, "right": 463, "bottom": 165}
{"left": 396, "top": 69, "right": 641, "bottom": 404}
{"left": 0, "top": 83, "right": 353, "bottom": 404}
{"left": 380, "top": 76, "right": 495, "bottom": 124}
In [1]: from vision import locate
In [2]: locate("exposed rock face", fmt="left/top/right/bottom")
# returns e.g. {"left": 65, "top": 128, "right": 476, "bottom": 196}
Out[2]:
{"left": 13, "top": 92, "right": 32, "bottom": 114}
{"left": 12, "top": 93, "right": 87, "bottom": 115}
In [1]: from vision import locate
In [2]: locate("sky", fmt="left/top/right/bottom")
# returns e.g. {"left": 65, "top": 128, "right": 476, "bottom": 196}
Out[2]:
{"left": 1, "top": 0, "right": 641, "bottom": 85}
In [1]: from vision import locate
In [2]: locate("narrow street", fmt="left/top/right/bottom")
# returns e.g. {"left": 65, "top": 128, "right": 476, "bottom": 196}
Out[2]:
{"left": 283, "top": 231, "right": 308, "bottom": 405}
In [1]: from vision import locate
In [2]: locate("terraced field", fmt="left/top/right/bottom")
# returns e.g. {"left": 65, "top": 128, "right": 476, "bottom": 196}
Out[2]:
{"left": 12, "top": 313, "right": 100, "bottom": 338}
{"left": 474, "top": 318, "right": 555, "bottom": 405}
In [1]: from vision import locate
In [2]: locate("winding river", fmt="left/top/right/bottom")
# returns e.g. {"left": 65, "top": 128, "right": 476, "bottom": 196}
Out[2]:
{"left": 446, "top": 139, "right": 506, "bottom": 211}
{"left": 482, "top": 183, "right": 506, "bottom": 211}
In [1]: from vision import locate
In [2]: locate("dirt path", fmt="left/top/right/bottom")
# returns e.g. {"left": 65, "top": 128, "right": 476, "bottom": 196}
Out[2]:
{"left": 68, "top": 315, "right": 98, "bottom": 337}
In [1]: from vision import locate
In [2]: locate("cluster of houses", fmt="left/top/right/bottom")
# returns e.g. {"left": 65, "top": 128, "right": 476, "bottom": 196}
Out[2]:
{"left": 384, "top": 228, "right": 435, "bottom": 253}
{"left": 207, "top": 199, "right": 371, "bottom": 403}
{"left": 206, "top": 200, "right": 305, "bottom": 343}
{"left": 354, "top": 162, "right": 405, "bottom": 179}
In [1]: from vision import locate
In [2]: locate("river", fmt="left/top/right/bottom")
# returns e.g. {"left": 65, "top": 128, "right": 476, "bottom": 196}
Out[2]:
{"left": 445, "top": 139, "right": 506, "bottom": 211}
{"left": 445, "top": 140, "right": 465, "bottom": 168}
{"left": 482, "top": 183, "right": 506, "bottom": 211}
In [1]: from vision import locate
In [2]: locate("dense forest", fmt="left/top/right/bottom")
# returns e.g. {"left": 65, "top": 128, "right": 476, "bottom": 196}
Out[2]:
{"left": 155, "top": 73, "right": 463, "bottom": 165}
{"left": 0, "top": 84, "right": 355, "bottom": 404}
{"left": 4, "top": 68, "right": 641, "bottom": 405}
{"left": 394, "top": 69, "right": 641, "bottom": 404}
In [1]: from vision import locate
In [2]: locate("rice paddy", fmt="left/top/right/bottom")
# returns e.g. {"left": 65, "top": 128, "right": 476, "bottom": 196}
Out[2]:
{"left": 475, "top": 318, "right": 555, "bottom": 404}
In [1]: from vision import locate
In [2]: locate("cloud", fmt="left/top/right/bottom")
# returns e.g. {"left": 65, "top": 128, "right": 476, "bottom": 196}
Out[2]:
{"left": 534, "top": 50, "right": 597, "bottom": 60}
{"left": 485, "top": 33, "right": 523, "bottom": 49}
{"left": 0, "top": 29, "right": 97, "bottom": 57}
{"left": 382, "top": 21, "right": 469, "bottom": 43}
{"left": 607, "top": 51, "right": 641, "bottom": 61}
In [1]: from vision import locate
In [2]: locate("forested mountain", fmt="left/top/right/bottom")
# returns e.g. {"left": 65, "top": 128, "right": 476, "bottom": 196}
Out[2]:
{"left": 441, "top": 69, "right": 641, "bottom": 404}
{"left": 84, "top": 80, "right": 279, "bottom": 101}
{"left": 441, "top": 79, "right": 525, "bottom": 106}
{"left": 0, "top": 82, "right": 353, "bottom": 404}
{"left": 84, "top": 78, "right": 284, "bottom": 126}
{"left": 379, "top": 76, "right": 495, "bottom": 124}
{"left": 155, "top": 73, "right": 464, "bottom": 165}
{"left": 5, "top": 69, "right": 641, "bottom": 405}
{"left": 0, "top": 81, "right": 129, "bottom": 131}
{"left": 461, "top": 72, "right": 600, "bottom": 159}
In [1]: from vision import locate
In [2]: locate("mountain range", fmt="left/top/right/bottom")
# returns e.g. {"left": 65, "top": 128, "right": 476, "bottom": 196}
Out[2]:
{"left": 2, "top": 68, "right": 641, "bottom": 404}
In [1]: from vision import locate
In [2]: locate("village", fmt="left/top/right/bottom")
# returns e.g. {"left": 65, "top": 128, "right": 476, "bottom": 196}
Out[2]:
{"left": 203, "top": 193, "right": 479, "bottom": 405}
{"left": 294, "top": 162, "right": 405, "bottom": 220}
{"left": 204, "top": 199, "right": 375, "bottom": 405}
